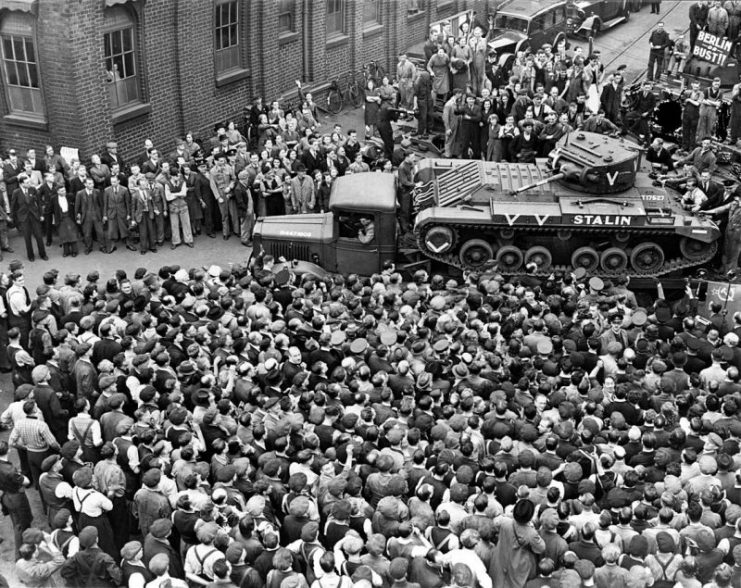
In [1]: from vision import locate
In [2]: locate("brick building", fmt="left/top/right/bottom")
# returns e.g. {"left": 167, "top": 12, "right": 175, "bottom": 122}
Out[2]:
{"left": 0, "top": 0, "right": 494, "bottom": 162}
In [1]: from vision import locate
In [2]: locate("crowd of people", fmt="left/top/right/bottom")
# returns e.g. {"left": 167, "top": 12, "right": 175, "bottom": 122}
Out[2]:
{"left": 4, "top": 4, "right": 741, "bottom": 588}
{"left": 0, "top": 253, "right": 738, "bottom": 588}
{"left": 0, "top": 116, "right": 400, "bottom": 265}
{"left": 386, "top": 1, "right": 741, "bottom": 165}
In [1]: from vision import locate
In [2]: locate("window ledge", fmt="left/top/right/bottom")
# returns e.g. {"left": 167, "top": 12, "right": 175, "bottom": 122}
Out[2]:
{"left": 362, "top": 23, "right": 384, "bottom": 38}
{"left": 215, "top": 68, "right": 251, "bottom": 87}
{"left": 436, "top": 0, "right": 455, "bottom": 9}
{"left": 3, "top": 113, "right": 48, "bottom": 131}
{"left": 326, "top": 33, "right": 350, "bottom": 49}
{"left": 279, "top": 31, "right": 299, "bottom": 45}
{"left": 111, "top": 102, "right": 151, "bottom": 125}
{"left": 407, "top": 11, "right": 425, "bottom": 21}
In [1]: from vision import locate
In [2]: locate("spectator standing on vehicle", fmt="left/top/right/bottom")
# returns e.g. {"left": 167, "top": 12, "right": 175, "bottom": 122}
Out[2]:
{"left": 455, "top": 94, "right": 482, "bottom": 159}
{"left": 396, "top": 53, "right": 416, "bottom": 112}
{"left": 729, "top": 76, "right": 741, "bottom": 146}
{"left": 600, "top": 72, "right": 623, "bottom": 124}
{"left": 726, "top": 1, "right": 741, "bottom": 39}
{"left": 708, "top": 1, "right": 730, "bottom": 35}
{"left": 427, "top": 47, "right": 451, "bottom": 104}
{"left": 413, "top": 70, "right": 434, "bottom": 139}
{"left": 469, "top": 27, "right": 488, "bottom": 96}
{"left": 668, "top": 34, "right": 690, "bottom": 77}
{"left": 397, "top": 151, "right": 415, "bottom": 234}
{"left": 682, "top": 80, "right": 704, "bottom": 151}
{"left": 690, "top": 1, "right": 710, "bottom": 49}
{"left": 697, "top": 77, "right": 723, "bottom": 141}
{"left": 450, "top": 37, "right": 471, "bottom": 92}
{"left": 704, "top": 189, "right": 741, "bottom": 274}
{"left": 647, "top": 22, "right": 670, "bottom": 82}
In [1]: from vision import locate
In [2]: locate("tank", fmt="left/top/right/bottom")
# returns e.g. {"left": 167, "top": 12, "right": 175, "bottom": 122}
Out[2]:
{"left": 413, "top": 131, "right": 722, "bottom": 278}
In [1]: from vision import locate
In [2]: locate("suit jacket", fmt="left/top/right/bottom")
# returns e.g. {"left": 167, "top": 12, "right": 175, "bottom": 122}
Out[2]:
{"left": 37, "top": 182, "right": 57, "bottom": 215}
{"left": 11, "top": 187, "right": 43, "bottom": 225}
{"left": 75, "top": 189, "right": 103, "bottom": 223}
{"left": 149, "top": 183, "right": 166, "bottom": 214}
{"left": 233, "top": 181, "right": 253, "bottom": 216}
{"left": 131, "top": 188, "right": 155, "bottom": 224}
{"left": 3, "top": 161, "right": 21, "bottom": 194}
{"left": 102, "top": 185, "right": 130, "bottom": 220}
{"left": 302, "top": 150, "right": 326, "bottom": 175}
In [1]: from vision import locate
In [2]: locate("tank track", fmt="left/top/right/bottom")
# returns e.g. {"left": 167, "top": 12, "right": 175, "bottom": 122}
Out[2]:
{"left": 414, "top": 222, "right": 718, "bottom": 278}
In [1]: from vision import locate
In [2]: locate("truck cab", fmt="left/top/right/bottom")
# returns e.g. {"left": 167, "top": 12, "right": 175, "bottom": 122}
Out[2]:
{"left": 489, "top": 0, "right": 568, "bottom": 70}
{"left": 252, "top": 173, "right": 398, "bottom": 276}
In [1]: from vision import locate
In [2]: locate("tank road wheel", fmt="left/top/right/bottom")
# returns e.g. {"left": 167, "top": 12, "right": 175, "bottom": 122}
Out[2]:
{"left": 496, "top": 246, "right": 524, "bottom": 272}
{"left": 423, "top": 226, "right": 456, "bottom": 255}
{"left": 600, "top": 247, "right": 628, "bottom": 272}
{"left": 459, "top": 239, "right": 494, "bottom": 268}
{"left": 679, "top": 237, "right": 717, "bottom": 261}
{"left": 524, "top": 246, "right": 552, "bottom": 272}
{"left": 630, "top": 242, "right": 665, "bottom": 273}
{"left": 571, "top": 247, "right": 600, "bottom": 273}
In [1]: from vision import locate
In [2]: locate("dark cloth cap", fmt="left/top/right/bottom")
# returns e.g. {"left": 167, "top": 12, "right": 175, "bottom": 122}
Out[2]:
{"left": 149, "top": 518, "right": 173, "bottom": 539}
{"left": 40, "top": 454, "right": 60, "bottom": 472}
{"left": 79, "top": 526, "right": 99, "bottom": 548}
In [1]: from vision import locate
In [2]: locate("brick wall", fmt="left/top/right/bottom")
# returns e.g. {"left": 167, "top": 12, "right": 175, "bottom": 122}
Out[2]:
{"left": 0, "top": 0, "right": 485, "bottom": 163}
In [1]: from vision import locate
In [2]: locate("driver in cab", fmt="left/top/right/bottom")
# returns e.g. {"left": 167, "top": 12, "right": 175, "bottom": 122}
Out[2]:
{"left": 357, "top": 216, "right": 374, "bottom": 244}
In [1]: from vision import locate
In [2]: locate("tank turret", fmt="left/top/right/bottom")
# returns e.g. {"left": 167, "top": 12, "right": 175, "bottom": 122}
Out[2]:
{"left": 413, "top": 131, "right": 721, "bottom": 278}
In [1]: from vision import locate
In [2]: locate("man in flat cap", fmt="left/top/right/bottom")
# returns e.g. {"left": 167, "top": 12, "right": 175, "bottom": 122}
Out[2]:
{"left": 60, "top": 525, "right": 122, "bottom": 587}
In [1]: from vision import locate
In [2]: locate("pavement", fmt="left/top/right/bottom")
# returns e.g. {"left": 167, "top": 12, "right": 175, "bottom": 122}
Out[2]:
{"left": 0, "top": 2, "right": 687, "bottom": 580}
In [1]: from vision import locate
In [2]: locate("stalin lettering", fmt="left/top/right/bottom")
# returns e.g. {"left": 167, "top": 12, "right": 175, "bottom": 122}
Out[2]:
{"left": 573, "top": 215, "right": 631, "bottom": 226}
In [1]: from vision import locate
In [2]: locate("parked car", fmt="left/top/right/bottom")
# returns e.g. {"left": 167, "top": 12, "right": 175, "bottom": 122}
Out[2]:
{"left": 488, "top": 0, "right": 568, "bottom": 70}
{"left": 566, "top": 0, "right": 630, "bottom": 37}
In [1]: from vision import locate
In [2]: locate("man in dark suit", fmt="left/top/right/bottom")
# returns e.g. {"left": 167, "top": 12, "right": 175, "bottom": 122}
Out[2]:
{"left": 3, "top": 149, "right": 22, "bottom": 197}
{"left": 131, "top": 177, "right": 157, "bottom": 254}
{"left": 698, "top": 169, "right": 726, "bottom": 210}
{"left": 36, "top": 173, "right": 57, "bottom": 247}
{"left": 102, "top": 174, "right": 134, "bottom": 253}
{"left": 100, "top": 141, "right": 121, "bottom": 170}
{"left": 75, "top": 177, "right": 107, "bottom": 255}
{"left": 302, "top": 140, "right": 326, "bottom": 176}
{"left": 11, "top": 174, "right": 47, "bottom": 262}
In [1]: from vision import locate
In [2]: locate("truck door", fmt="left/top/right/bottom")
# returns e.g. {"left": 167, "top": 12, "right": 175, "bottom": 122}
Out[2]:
{"left": 334, "top": 211, "right": 382, "bottom": 276}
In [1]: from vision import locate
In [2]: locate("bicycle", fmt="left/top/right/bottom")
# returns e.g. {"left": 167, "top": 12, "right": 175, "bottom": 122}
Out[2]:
{"left": 309, "top": 76, "right": 343, "bottom": 116}
{"left": 341, "top": 71, "right": 365, "bottom": 109}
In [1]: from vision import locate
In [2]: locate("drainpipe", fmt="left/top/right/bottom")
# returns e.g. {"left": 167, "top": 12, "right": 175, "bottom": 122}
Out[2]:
{"left": 302, "top": 0, "right": 311, "bottom": 82}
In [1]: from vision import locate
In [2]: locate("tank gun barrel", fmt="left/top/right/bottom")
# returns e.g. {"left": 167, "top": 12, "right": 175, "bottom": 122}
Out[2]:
{"left": 510, "top": 172, "right": 565, "bottom": 196}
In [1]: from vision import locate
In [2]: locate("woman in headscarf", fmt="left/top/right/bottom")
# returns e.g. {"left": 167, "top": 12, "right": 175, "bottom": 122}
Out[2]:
{"left": 489, "top": 499, "right": 545, "bottom": 588}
